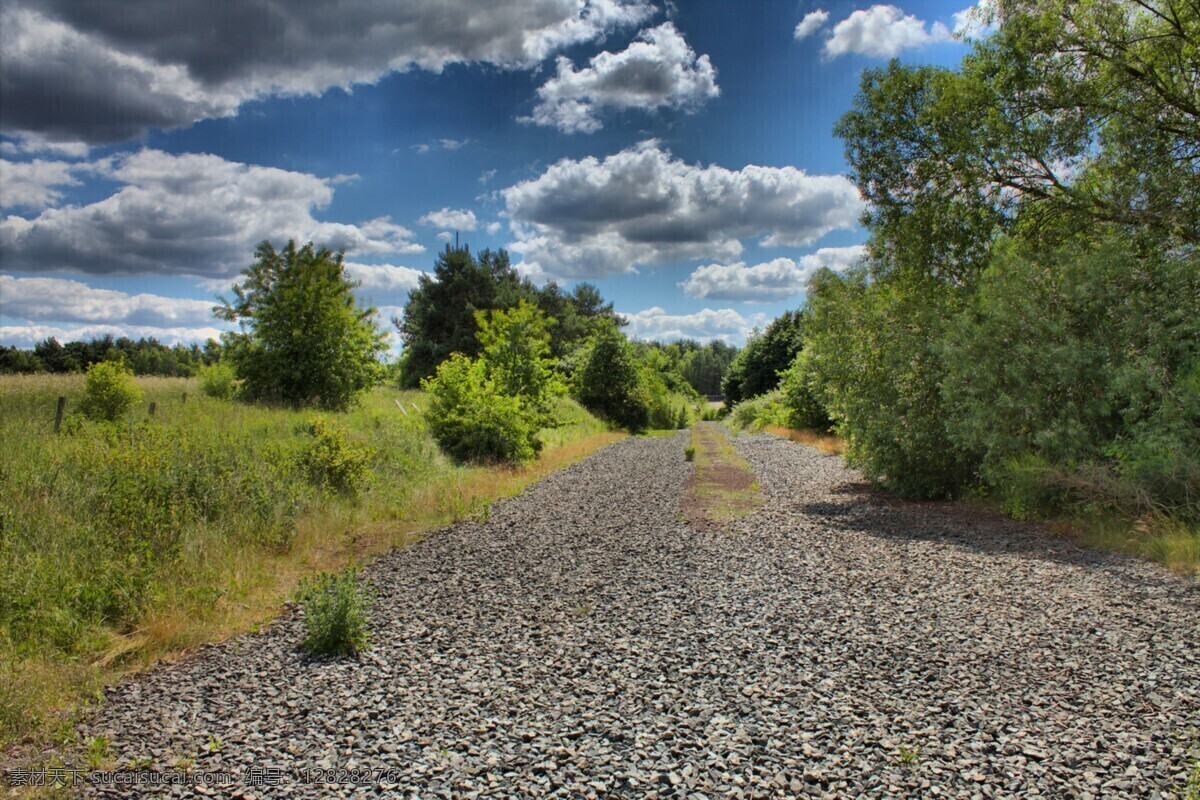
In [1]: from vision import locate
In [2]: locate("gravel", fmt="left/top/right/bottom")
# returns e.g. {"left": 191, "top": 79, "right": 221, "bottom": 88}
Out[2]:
{"left": 81, "top": 430, "right": 1200, "bottom": 798}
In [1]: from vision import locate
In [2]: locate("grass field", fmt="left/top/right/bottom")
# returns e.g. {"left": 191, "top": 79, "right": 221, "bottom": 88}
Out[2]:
{"left": 0, "top": 375, "right": 623, "bottom": 753}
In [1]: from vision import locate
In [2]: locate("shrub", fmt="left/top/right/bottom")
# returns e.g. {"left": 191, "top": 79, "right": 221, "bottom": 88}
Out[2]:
{"left": 300, "top": 417, "right": 374, "bottom": 494}
{"left": 197, "top": 362, "right": 237, "bottom": 400}
{"left": 424, "top": 354, "right": 541, "bottom": 463}
{"left": 684, "top": 446, "right": 696, "bottom": 462}
{"left": 78, "top": 361, "right": 142, "bottom": 422}
{"left": 779, "top": 349, "right": 831, "bottom": 431}
{"left": 727, "top": 390, "right": 789, "bottom": 432}
{"left": 574, "top": 322, "right": 650, "bottom": 432}
{"left": 295, "top": 567, "right": 372, "bottom": 656}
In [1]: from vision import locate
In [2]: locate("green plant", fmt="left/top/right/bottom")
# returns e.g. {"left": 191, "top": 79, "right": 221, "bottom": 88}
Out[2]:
{"left": 301, "top": 417, "right": 374, "bottom": 494}
{"left": 684, "top": 446, "right": 696, "bottom": 462}
{"left": 77, "top": 361, "right": 142, "bottom": 422}
{"left": 424, "top": 354, "right": 541, "bottom": 464}
{"left": 896, "top": 744, "right": 920, "bottom": 768}
{"left": 206, "top": 734, "right": 223, "bottom": 753}
{"left": 574, "top": 322, "right": 650, "bottom": 432}
{"left": 197, "top": 361, "right": 237, "bottom": 400}
{"left": 295, "top": 567, "right": 373, "bottom": 656}
{"left": 86, "top": 734, "right": 110, "bottom": 769}
{"left": 217, "top": 240, "right": 387, "bottom": 410}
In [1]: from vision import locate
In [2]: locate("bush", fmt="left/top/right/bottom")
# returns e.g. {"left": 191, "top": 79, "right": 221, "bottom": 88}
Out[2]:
{"left": 424, "top": 354, "right": 541, "bottom": 463}
{"left": 779, "top": 349, "right": 831, "bottom": 431}
{"left": 197, "top": 362, "right": 238, "bottom": 400}
{"left": 300, "top": 417, "right": 374, "bottom": 495}
{"left": 684, "top": 446, "right": 696, "bottom": 462}
{"left": 727, "top": 390, "right": 789, "bottom": 432}
{"left": 77, "top": 361, "right": 142, "bottom": 422}
{"left": 218, "top": 240, "right": 387, "bottom": 410}
{"left": 296, "top": 567, "right": 372, "bottom": 656}
{"left": 574, "top": 323, "right": 651, "bottom": 432}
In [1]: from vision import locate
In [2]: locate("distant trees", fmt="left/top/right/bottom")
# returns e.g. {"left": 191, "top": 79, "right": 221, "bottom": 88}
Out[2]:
{"left": 1, "top": 336, "right": 222, "bottom": 376}
{"left": 217, "top": 240, "right": 387, "bottom": 410}
{"left": 574, "top": 321, "right": 651, "bottom": 433}
{"left": 396, "top": 243, "right": 622, "bottom": 387}
{"left": 721, "top": 311, "right": 806, "bottom": 405}
{"left": 678, "top": 340, "right": 738, "bottom": 396}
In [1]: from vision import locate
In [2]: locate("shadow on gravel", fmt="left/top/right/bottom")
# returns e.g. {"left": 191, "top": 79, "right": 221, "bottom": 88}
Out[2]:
{"left": 798, "top": 480, "right": 1198, "bottom": 592}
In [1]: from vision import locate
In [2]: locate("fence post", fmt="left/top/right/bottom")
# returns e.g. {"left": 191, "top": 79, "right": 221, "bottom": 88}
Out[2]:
{"left": 182, "top": 391, "right": 188, "bottom": 404}
{"left": 148, "top": 401, "right": 157, "bottom": 417}
{"left": 54, "top": 396, "right": 66, "bottom": 432}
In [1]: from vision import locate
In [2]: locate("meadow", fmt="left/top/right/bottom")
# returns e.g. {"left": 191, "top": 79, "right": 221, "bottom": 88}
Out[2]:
{"left": 0, "top": 374, "right": 621, "bottom": 751}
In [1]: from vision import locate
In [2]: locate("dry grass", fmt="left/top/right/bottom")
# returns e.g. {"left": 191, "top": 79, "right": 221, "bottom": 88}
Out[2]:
{"left": 0, "top": 375, "right": 623, "bottom": 771}
{"left": 762, "top": 424, "right": 846, "bottom": 455}
{"left": 683, "top": 423, "right": 762, "bottom": 526}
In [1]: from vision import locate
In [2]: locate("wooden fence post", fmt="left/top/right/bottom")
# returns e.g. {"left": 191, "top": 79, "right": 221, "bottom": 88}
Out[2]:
{"left": 182, "top": 392, "right": 188, "bottom": 404}
{"left": 54, "top": 396, "right": 66, "bottom": 432}
{"left": 148, "top": 402, "right": 157, "bottom": 417}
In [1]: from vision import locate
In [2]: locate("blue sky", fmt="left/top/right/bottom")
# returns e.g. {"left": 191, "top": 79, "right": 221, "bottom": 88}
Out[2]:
{"left": 0, "top": 0, "right": 988, "bottom": 352}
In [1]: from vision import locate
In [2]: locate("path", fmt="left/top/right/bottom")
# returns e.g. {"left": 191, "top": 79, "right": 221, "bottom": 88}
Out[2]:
{"left": 83, "top": 432, "right": 1200, "bottom": 798}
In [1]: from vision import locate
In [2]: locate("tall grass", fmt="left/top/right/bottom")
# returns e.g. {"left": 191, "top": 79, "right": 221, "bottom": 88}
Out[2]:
{"left": 0, "top": 375, "right": 620, "bottom": 751}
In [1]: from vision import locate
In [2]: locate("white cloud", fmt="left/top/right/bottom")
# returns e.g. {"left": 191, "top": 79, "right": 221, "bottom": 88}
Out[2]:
{"left": 620, "top": 305, "right": 763, "bottom": 344}
{"left": 0, "top": 158, "right": 79, "bottom": 209}
{"left": 412, "top": 138, "right": 471, "bottom": 155}
{"left": 0, "top": 274, "right": 217, "bottom": 327}
{"left": 479, "top": 169, "right": 498, "bottom": 185}
{"left": 823, "top": 5, "right": 952, "bottom": 58}
{"left": 0, "top": 133, "right": 90, "bottom": 159}
{"left": 486, "top": 221, "right": 503, "bottom": 235}
{"left": 794, "top": 10, "right": 830, "bottom": 40}
{"left": 502, "top": 141, "right": 863, "bottom": 280}
{"left": 0, "top": 149, "right": 423, "bottom": 278}
{"left": 419, "top": 207, "right": 479, "bottom": 231}
{"left": 1, "top": 0, "right": 655, "bottom": 143}
{"left": 952, "top": 0, "right": 997, "bottom": 39}
{"left": 345, "top": 262, "right": 427, "bottom": 294}
{"left": 525, "top": 22, "right": 718, "bottom": 133}
{"left": 679, "top": 245, "right": 866, "bottom": 302}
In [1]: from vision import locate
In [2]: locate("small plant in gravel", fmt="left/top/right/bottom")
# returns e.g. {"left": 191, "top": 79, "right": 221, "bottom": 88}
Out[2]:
{"left": 205, "top": 734, "right": 223, "bottom": 753}
{"left": 296, "top": 566, "right": 373, "bottom": 656}
{"left": 684, "top": 445, "right": 696, "bottom": 462}
{"left": 896, "top": 743, "right": 921, "bottom": 768}
{"left": 173, "top": 753, "right": 195, "bottom": 771}
{"left": 85, "top": 735, "right": 110, "bottom": 769}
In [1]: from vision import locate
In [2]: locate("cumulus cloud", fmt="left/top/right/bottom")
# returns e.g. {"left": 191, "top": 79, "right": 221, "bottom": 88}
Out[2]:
{"left": 0, "top": 133, "right": 90, "bottom": 159}
{"left": 0, "top": 322, "right": 229, "bottom": 349}
{"left": 679, "top": 245, "right": 866, "bottom": 302}
{"left": 486, "top": 221, "right": 503, "bottom": 235}
{"left": 412, "top": 138, "right": 470, "bottom": 155}
{"left": 0, "top": 158, "right": 79, "bottom": 209}
{"left": 794, "top": 10, "right": 830, "bottom": 40}
{"left": 502, "top": 141, "right": 863, "bottom": 280}
{"left": 822, "top": 5, "right": 952, "bottom": 58}
{"left": 525, "top": 22, "right": 718, "bottom": 133}
{"left": 952, "top": 0, "right": 997, "bottom": 39}
{"left": 0, "top": 149, "right": 423, "bottom": 278}
{"left": 0, "top": 0, "right": 654, "bottom": 143}
{"left": 0, "top": 274, "right": 216, "bottom": 326}
{"left": 344, "top": 262, "right": 427, "bottom": 294}
{"left": 419, "top": 207, "right": 479, "bottom": 231}
{"left": 619, "top": 306, "right": 761, "bottom": 344}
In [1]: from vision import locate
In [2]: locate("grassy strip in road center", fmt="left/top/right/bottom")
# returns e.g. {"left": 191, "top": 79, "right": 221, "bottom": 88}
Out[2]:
{"left": 683, "top": 422, "right": 762, "bottom": 528}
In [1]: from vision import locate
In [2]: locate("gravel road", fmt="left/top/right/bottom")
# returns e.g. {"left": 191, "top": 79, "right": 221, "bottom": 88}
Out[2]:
{"left": 84, "top": 430, "right": 1200, "bottom": 799}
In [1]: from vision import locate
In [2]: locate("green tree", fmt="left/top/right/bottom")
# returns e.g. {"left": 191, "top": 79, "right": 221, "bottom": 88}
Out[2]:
{"left": 474, "top": 301, "right": 561, "bottom": 416}
{"left": 722, "top": 310, "right": 806, "bottom": 405}
{"left": 574, "top": 321, "right": 650, "bottom": 432}
{"left": 423, "top": 354, "right": 541, "bottom": 464}
{"left": 216, "top": 240, "right": 386, "bottom": 410}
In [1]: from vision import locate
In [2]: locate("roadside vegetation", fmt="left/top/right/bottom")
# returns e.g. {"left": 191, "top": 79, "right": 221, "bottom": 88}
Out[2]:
{"left": 683, "top": 423, "right": 762, "bottom": 527}
{"left": 727, "top": 0, "right": 1199, "bottom": 574}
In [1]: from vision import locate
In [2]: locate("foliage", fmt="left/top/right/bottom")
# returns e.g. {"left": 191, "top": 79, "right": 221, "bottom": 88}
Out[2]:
{"left": 3, "top": 336, "right": 222, "bottom": 376}
{"left": 678, "top": 340, "right": 739, "bottom": 396}
{"left": 197, "top": 361, "right": 237, "bottom": 400}
{"left": 300, "top": 417, "right": 375, "bottom": 495}
{"left": 217, "top": 240, "right": 386, "bottom": 410}
{"left": 803, "top": 268, "right": 977, "bottom": 499}
{"left": 778, "top": 348, "right": 831, "bottom": 431}
{"left": 475, "top": 301, "right": 562, "bottom": 419}
{"left": 722, "top": 310, "right": 806, "bottom": 405}
{"left": 295, "top": 567, "right": 372, "bottom": 656}
{"left": 423, "top": 354, "right": 541, "bottom": 464}
{"left": 78, "top": 360, "right": 143, "bottom": 423}
{"left": 684, "top": 445, "right": 695, "bottom": 462}
{"left": 942, "top": 238, "right": 1200, "bottom": 520}
{"left": 397, "top": 244, "right": 621, "bottom": 386}
{"left": 573, "top": 322, "right": 651, "bottom": 432}
{"left": 727, "top": 390, "right": 790, "bottom": 432}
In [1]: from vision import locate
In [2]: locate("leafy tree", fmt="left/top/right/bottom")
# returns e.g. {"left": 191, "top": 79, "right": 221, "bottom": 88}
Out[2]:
{"left": 78, "top": 360, "right": 143, "bottom": 423}
{"left": 778, "top": 348, "right": 831, "bottom": 431}
{"left": 574, "top": 321, "right": 651, "bottom": 432}
{"left": 722, "top": 310, "right": 806, "bottom": 405}
{"left": 475, "top": 301, "right": 561, "bottom": 416}
{"left": 216, "top": 240, "right": 386, "bottom": 410}
{"left": 0, "top": 346, "right": 44, "bottom": 374}
{"left": 34, "top": 338, "right": 78, "bottom": 373}
{"left": 680, "top": 340, "right": 738, "bottom": 396}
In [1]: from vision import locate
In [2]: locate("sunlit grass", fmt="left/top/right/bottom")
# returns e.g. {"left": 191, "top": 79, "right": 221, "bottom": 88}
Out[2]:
{"left": 760, "top": 424, "right": 846, "bottom": 456}
{"left": 0, "top": 375, "right": 622, "bottom": 756}
{"left": 684, "top": 422, "right": 761, "bottom": 525}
